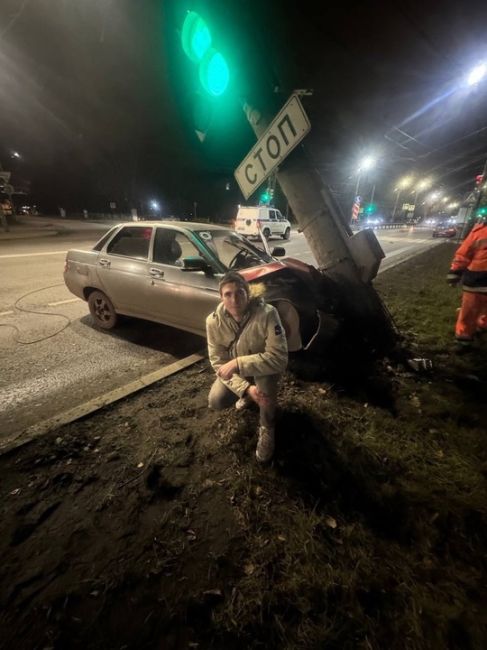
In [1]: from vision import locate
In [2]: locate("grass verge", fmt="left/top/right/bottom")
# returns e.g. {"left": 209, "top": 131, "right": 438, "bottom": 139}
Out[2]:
{"left": 211, "top": 243, "right": 487, "bottom": 649}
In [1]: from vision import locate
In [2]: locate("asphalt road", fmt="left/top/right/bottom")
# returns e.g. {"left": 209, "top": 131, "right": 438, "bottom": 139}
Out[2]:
{"left": 0, "top": 221, "right": 440, "bottom": 439}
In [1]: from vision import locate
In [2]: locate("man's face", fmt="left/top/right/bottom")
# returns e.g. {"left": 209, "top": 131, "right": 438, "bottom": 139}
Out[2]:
{"left": 221, "top": 282, "right": 249, "bottom": 320}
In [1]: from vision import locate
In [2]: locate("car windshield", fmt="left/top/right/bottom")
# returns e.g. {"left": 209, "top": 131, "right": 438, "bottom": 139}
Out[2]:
{"left": 194, "top": 229, "right": 273, "bottom": 270}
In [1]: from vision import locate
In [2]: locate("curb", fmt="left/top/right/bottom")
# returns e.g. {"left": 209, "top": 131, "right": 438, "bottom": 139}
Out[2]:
{"left": 0, "top": 352, "right": 206, "bottom": 456}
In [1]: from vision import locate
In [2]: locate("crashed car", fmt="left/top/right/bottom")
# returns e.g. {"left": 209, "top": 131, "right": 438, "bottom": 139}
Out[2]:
{"left": 64, "top": 221, "right": 339, "bottom": 352}
{"left": 432, "top": 224, "right": 457, "bottom": 238}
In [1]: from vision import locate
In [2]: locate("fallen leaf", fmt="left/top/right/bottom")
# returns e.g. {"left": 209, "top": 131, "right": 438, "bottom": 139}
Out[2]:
{"left": 325, "top": 516, "right": 338, "bottom": 529}
{"left": 9, "top": 488, "right": 21, "bottom": 496}
{"left": 203, "top": 589, "right": 222, "bottom": 598}
{"left": 137, "top": 462, "right": 144, "bottom": 468}
{"left": 244, "top": 563, "right": 255, "bottom": 576}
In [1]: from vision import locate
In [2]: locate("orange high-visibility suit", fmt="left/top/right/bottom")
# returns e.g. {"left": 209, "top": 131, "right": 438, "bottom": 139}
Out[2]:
{"left": 447, "top": 222, "right": 487, "bottom": 343}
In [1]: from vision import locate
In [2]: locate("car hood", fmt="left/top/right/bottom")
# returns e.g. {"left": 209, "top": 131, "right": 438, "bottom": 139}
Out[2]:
{"left": 239, "top": 257, "right": 313, "bottom": 283}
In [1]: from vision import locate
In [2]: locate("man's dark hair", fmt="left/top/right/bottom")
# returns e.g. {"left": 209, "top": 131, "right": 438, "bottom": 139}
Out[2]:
{"left": 218, "top": 271, "right": 250, "bottom": 296}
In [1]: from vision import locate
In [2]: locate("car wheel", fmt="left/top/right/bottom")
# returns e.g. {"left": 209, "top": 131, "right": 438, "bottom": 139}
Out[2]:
{"left": 263, "top": 228, "right": 271, "bottom": 240}
{"left": 88, "top": 290, "right": 118, "bottom": 329}
{"left": 282, "top": 227, "right": 291, "bottom": 240}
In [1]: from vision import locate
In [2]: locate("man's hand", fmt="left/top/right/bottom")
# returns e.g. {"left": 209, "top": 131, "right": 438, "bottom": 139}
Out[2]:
{"left": 446, "top": 272, "right": 461, "bottom": 287}
{"left": 247, "top": 385, "right": 272, "bottom": 407}
{"left": 217, "top": 359, "right": 239, "bottom": 380}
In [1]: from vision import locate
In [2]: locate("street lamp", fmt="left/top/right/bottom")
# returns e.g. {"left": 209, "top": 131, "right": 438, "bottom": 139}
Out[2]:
{"left": 392, "top": 175, "right": 414, "bottom": 220}
{"left": 354, "top": 155, "right": 376, "bottom": 195}
{"left": 351, "top": 156, "right": 376, "bottom": 221}
{"left": 410, "top": 177, "right": 433, "bottom": 221}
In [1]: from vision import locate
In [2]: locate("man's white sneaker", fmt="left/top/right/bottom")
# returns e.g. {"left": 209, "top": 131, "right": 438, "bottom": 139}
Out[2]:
{"left": 256, "top": 426, "right": 275, "bottom": 463}
{"left": 235, "top": 395, "right": 251, "bottom": 411}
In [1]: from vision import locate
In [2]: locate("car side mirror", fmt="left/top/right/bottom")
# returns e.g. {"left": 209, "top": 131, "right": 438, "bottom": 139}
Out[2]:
{"left": 181, "top": 256, "right": 213, "bottom": 274}
{"left": 271, "top": 247, "right": 286, "bottom": 257}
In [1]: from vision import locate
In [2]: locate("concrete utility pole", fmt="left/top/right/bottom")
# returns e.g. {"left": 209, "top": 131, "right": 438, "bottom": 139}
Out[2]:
{"left": 242, "top": 100, "right": 395, "bottom": 352}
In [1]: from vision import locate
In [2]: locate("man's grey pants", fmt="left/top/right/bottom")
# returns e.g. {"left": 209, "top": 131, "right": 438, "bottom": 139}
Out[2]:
{"left": 208, "top": 375, "right": 280, "bottom": 428}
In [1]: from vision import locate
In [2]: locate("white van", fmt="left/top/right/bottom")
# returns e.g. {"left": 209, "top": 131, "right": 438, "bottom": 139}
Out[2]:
{"left": 235, "top": 206, "right": 292, "bottom": 240}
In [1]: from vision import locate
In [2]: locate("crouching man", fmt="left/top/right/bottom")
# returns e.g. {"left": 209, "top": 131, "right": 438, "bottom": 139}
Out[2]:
{"left": 206, "top": 271, "right": 288, "bottom": 463}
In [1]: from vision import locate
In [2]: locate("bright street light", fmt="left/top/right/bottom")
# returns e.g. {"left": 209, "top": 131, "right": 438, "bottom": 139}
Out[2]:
{"left": 11, "top": 151, "right": 21, "bottom": 159}
{"left": 357, "top": 156, "right": 376, "bottom": 172}
{"left": 397, "top": 175, "right": 413, "bottom": 190}
{"left": 150, "top": 200, "right": 159, "bottom": 210}
{"left": 466, "top": 63, "right": 486, "bottom": 87}
{"left": 416, "top": 178, "right": 433, "bottom": 192}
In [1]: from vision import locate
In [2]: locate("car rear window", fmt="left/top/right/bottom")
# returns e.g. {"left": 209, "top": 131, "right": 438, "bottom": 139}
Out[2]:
{"left": 92, "top": 227, "right": 117, "bottom": 251}
{"left": 107, "top": 226, "right": 152, "bottom": 259}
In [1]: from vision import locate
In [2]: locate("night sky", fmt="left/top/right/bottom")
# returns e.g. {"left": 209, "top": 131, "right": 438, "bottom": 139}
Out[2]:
{"left": 1, "top": 0, "right": 486, "bottom": 218}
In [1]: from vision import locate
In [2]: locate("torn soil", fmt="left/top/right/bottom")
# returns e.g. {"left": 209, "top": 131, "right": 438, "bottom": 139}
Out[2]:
{"left": 1, "top": 243, "right": 486, "bottom": 649}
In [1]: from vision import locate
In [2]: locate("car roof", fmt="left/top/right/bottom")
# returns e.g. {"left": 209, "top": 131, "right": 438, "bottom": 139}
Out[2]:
{"left": 116, "top": 221, "right": 230, "bottom": 232}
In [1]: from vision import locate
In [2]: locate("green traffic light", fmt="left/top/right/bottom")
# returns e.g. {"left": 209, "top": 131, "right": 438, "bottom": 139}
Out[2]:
{"left": 181, "top": 11, "right": 230, "bottom": 97}
{"left": 199, "top": 48, "right": 230, "bottom": 97}
{"left": 181, "top": 11, "right": 211, "bottom": 62}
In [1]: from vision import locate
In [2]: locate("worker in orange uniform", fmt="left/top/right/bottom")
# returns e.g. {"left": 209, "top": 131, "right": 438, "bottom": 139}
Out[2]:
{"left": 446, "top": 217, "right": 487, "bottom": 349}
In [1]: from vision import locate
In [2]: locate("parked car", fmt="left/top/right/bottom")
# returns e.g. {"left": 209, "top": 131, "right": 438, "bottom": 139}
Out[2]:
{"left": 432, "top": 223, "right": 457, "bottom": 238}
{"left": 235, "top": 206, "right": 292, "bottom": 240}
{"left": 64, "top": 221, "right": 338, "bottom": 352}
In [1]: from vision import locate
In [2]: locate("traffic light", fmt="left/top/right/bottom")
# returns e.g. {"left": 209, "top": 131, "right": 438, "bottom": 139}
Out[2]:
{"left": 477, "top": 206, "right": 487, "bottom": 216}
{"left": 260, "top": 190, "right": 271, "bottom": 205}
{"left": 364, "top": 203, "right": 376, "bottom": 214}
{"left": 181, "top": 11, "right": 230, "bottom": 97}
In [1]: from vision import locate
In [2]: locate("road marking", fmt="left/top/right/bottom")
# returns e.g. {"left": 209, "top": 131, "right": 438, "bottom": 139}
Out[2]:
{"left": 0, "top": 251, "right": 67, "bottom": 259}
{"left": 0, "top": 310, "right": 14, "bottom": 316}
{"left": 47, "top": 298, "right": 81, "bottom": 306}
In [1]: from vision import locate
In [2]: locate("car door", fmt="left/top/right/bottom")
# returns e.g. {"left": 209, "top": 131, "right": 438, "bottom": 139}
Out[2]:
{"left": 276, "top": 210, "right": 289, "bottom": 236}
{"left": 269, "top": 210, "right": 281, "bottom": 236}
{"left": 96, "top": 225, "right": 154, "bottom": 317}
{"left": 149, "top": 227, "right": 220, "bottom": 334}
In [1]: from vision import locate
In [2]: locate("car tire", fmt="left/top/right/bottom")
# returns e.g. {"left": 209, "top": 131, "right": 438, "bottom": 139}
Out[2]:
{"left": 282, "top": 227, "right": 291, "bottom": 240}
{"left": 263, "top": 228, "right": 271, "bottom": 240}
{"left": 88, "top": 290, "right": 118, "bottom": 330}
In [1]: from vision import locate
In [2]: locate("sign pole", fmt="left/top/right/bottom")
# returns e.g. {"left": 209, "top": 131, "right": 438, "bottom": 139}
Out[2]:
{"left": 240, "top": 97, "right": 395, "bottom": 352}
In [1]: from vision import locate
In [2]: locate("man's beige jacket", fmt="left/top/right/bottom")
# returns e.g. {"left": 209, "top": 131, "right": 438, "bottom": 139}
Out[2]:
{"left": 206, "top": 298, "right": 288, "bottom": 397}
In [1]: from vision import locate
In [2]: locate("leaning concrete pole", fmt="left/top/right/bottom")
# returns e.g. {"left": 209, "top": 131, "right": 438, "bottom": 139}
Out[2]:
{"left": 242, "top": 100, "right": 395, "bottom": 352}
